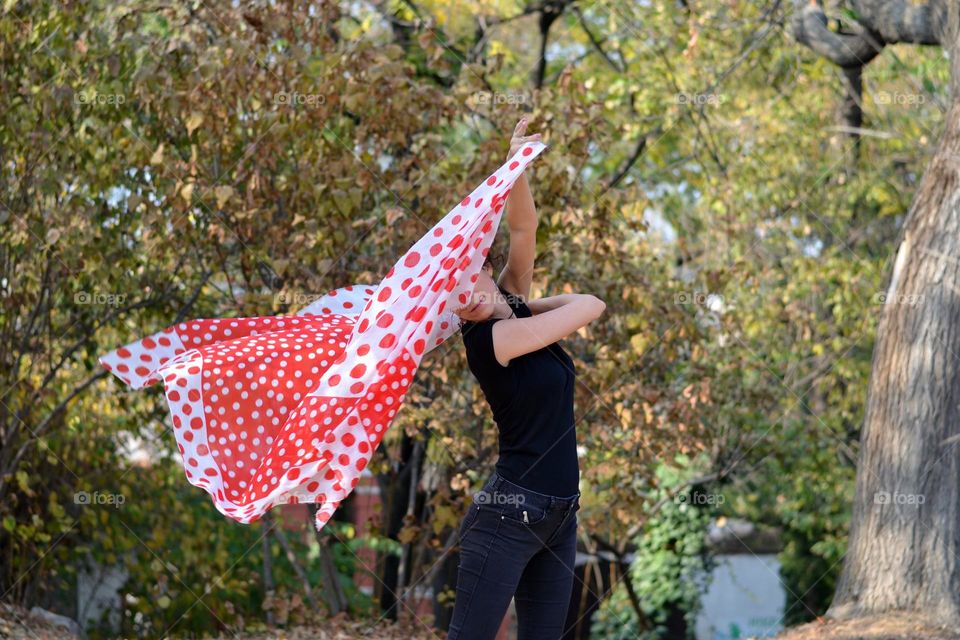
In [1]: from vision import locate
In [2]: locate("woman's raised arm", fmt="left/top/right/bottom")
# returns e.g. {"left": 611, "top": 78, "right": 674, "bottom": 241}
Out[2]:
{"left": 498, "top": 117, "right": 541, "bottom": 299}
{"left": 490, "top": 294, "right": 605, "bottom": 367}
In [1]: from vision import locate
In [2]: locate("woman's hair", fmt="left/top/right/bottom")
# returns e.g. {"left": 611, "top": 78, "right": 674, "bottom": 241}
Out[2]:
{"left": 482, "top": 249, "right": 504, "bottom": 271}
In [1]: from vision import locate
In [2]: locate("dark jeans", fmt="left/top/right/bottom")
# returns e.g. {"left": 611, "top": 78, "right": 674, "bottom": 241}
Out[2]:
{"left": 447, "top": 471, "right": 581, "bottom": 640}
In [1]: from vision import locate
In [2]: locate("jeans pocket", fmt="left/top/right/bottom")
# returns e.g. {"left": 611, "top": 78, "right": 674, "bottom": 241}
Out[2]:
{"left": 459, "top": 503, "right": 481, "bottom": 538}
{"left": 497, "top": 502, "right": 549, "bottom": 526}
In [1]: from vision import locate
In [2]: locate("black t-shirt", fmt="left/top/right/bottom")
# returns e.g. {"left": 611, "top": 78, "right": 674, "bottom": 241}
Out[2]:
{"left": 460, "top": 283, "right": 579, "bottom": 496}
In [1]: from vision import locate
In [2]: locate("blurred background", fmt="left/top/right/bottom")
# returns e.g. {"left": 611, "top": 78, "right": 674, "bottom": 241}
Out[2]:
{"left": 1, "top": 0, "right": 956, "bottom": 638}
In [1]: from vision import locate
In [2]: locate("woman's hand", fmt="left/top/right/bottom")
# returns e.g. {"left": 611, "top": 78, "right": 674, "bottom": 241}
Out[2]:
{"left": 507, "top": 117, "right": 542, "bottom": 161}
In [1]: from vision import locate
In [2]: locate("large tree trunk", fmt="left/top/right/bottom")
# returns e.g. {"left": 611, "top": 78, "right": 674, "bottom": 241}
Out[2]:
{"left": 789, "top": 0, "right": 960, "bottom": 623}
{"left": 828, "top": 99, "right": 960, "bottom": 623}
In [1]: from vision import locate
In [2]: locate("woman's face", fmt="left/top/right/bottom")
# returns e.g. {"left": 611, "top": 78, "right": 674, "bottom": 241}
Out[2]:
{"left": 453, "top": 263, "right": 500, "bottom": 322}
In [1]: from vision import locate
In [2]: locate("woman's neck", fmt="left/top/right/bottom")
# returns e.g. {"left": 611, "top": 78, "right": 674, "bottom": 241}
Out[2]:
{"left": 489, "top": 301, "right": 514, "bottom": 320}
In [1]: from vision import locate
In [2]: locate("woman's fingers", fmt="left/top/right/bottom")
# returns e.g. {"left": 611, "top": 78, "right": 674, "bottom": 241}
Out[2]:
{"left": 513, "top": 117, "right": 528, "bottom": 137}
{"left": 508, "top": 119, "right": 540, "bottom": 159}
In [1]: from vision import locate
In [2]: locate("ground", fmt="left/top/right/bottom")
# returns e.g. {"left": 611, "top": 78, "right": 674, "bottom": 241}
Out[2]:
{"left": 775, "top": 613, "right": 960, "bottom": 640}
{"left": 0, "top": 602, "right": 441, "bottom": 639}
{"left": 5, "top": 600, "right": 960, "bottom": 640}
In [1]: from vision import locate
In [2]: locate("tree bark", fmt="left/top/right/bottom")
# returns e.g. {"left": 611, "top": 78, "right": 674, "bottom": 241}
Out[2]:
{"left": 789, "top": 0, "right": 960, "bottom": 624}
{"left": 839, "top": 65, "right": 863, "bottom": 169}
{"left": 829, "top": 93, "right": 960, "bottom": 626}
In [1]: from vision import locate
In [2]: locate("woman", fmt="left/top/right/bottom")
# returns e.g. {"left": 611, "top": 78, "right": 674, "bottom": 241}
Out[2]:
{"left": 447, "top": 118, "right": 606, "bottom": 640}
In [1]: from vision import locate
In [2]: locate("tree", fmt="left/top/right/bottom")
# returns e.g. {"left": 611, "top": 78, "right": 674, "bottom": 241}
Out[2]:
{"left": 4, "top": 1, "right": 689, "bottom": 632}
{"left": 8, "top": 0, "right": 951, "bottom": 633}
{"left": 792, "top": 0, "right": 960, "bottom": 623}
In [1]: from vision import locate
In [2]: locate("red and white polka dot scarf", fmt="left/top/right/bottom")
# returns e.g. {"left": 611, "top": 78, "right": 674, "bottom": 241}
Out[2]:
{"left": 99, "top": 141, "right": 547, "bottom": 532}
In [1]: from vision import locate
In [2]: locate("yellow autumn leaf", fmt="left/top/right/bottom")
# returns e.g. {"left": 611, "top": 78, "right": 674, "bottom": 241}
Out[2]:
{"left": 180, "top": 182, "right": 194, "bottom": 203}
{"left": 397, "top": 524, "right": 418, "bottom": 544}
{"left": 432, "top": 505, "right": 457, "bottom": 535}
{"left": 185, "top": 112, "right": 204, "bottom": 135}
{"left": 620, "top": 407, "right": 632, "bottom": 429}
{"left": 214, "top": 185, "right": 234, "bottom": 208}
{"left": 150, "top": 142, "right": 164, "bottom": 165}
{"left": 630, "top": 333, "right": 648, "bottom": 355}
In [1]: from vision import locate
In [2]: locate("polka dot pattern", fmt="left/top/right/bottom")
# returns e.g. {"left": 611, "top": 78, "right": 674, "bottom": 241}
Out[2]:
{"left": 98, "top": 141, "right": 548, "bottom": 533}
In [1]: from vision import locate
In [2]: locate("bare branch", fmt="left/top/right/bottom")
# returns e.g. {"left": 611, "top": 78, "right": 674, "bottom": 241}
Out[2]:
{"left": 573, "top": 6, "right": 625, "bottom": 72}
{"left": 851, "top": 0, "right": 941, "bottom": 45}
{"left": 790, "top": 1, "right": 884, "bottom": 68}
{"left": 533, "top": 0, "right": 574, "bottom": 89}
{"left": 603, "top": 130, "right": 655, "bottom": 195}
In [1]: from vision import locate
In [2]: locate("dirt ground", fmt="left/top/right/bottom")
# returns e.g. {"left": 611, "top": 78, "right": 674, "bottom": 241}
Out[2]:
{"left": 0, "top": 602, "right": 441, "bottom": 639}
{"left": 6, "top": 600, "right": 960, "bottom": 640}
{"left": 1, "top": 603, "right": 72, "bottom": 640}
{"left": 775, "top": 613, "right": 960, "bottom": 640}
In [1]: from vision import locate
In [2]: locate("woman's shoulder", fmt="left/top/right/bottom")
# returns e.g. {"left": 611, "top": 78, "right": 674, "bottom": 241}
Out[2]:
{"left": 460, "top": 316, "right": 494, "bottom": 347}
{"left": 460, "top": 317, "right": 514, "bottom": 379}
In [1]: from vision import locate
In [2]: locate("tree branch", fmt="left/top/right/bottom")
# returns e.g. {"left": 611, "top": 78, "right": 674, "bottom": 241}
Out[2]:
{"left": 573, "top": 6, "right": 625, "bottom": 72}
{"left": 850, "top": 0, "right": 941, "bottom": 45}
{"left": 790, "top": 1, "right": 885, "bottom": 68}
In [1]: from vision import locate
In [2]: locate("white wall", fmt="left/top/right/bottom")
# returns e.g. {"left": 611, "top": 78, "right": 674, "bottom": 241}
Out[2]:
{"left": 695, "top": 554, "right": 784, "bottom": 640}
{"left": 77, "top": 554, "right": 128, "bottom": 634}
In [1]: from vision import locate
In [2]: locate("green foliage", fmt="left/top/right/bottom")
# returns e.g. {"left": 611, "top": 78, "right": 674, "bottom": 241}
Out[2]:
{"left": 1, "top": 0, "right": 951, "bottom": 635}
{"left": 592, "top": 459, "right": 716, "bottom": 640}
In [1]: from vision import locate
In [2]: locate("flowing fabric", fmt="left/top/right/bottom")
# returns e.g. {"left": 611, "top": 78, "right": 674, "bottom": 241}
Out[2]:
{"left": 99, "top": 141, "right": 548, "bottom": 532}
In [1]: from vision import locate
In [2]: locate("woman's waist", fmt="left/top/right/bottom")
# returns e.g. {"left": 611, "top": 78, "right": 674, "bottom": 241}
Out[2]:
{"left": 475, "top": 469, "right": 579, "bottom": 512}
